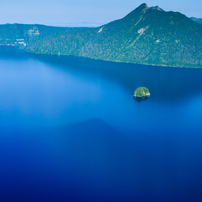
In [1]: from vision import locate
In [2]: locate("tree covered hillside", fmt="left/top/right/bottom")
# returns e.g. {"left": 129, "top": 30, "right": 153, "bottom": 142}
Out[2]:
{"left": 26, "top": 3, "right": 202, "bottom": 68}
{"left": 191, "top": 17, "right": 202, "bottom": 25}
{"left": 0, "top": 24, "right": 84, "bottom": 46}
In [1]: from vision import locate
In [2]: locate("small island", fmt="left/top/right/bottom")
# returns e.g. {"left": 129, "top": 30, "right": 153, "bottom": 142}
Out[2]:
{"left": 133, "top": 87, "right": 150, "bottom": 101}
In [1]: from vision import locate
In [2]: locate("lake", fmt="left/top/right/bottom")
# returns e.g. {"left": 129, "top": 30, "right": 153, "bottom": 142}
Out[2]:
{"left": 0, "top": 46, "right": 202, "bottom": 201}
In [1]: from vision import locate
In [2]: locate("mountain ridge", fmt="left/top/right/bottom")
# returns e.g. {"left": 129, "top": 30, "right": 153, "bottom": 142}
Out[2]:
{"left": 26, "top": 4, "right": 202, "bottom": 68}
{"left": 0, "top": 23, "right": 85, "bottom": 46}
{"left": 191, "top": 17, "right": 202, "bottom": 25}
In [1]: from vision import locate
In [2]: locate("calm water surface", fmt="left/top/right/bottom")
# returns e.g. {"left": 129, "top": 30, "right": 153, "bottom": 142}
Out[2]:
{"left": 0, "top": 46, "right": 202, "bottom": 201}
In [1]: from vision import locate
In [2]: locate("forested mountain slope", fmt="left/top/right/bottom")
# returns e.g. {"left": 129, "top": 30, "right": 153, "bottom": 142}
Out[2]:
{"left": 26, "top": 3, "right": 202, "bottom": 68}
{"left": 0, "top": 24, "right": 84, "bottom": 46}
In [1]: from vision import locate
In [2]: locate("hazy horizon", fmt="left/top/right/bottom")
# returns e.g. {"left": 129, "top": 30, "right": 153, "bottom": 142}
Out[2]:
{"left": 0, "top": 1, "right": 201, "bottom": 27}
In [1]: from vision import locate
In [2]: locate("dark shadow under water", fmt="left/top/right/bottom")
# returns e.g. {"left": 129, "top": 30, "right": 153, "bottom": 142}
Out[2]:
{"left": 1, "top": 119, "right": 202, "bottom": 202}
{"left": 0, "top": 47, "right": 202, "bottom": 201}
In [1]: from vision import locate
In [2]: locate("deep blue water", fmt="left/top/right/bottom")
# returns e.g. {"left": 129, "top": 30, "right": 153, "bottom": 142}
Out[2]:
{"left": 0, "top": 46, "right": 202, "bottom": 201}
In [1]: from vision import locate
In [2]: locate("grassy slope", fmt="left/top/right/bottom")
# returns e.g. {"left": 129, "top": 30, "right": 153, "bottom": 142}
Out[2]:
{"left": 26, "top": 3, "right": 202, "bottom": 68}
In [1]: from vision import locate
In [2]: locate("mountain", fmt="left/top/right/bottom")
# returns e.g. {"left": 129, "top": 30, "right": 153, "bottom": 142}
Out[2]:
{"left": 190, "top": 17, "right": 202, "bottom": 25}
{"left": 26, "top": 3, "right": 202, "bottom": 68}
{"left": 0, "top": 24, "right": 84, "bottom": 47}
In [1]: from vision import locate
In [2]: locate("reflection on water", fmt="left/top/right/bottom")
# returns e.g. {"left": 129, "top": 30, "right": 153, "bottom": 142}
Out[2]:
{"left": 133, "top": 96, "right": 149, "bottom": 102}
{"left": 33, "top": 53, "right": 202, "bottom": 102}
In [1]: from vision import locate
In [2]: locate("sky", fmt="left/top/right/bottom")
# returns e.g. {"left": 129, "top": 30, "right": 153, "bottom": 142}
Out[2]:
{"left": 0, "top": 0, "right": 201, "bottom": 27}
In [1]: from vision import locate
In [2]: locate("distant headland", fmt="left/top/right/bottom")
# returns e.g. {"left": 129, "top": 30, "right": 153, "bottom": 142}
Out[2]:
{"left": 25, "top": 3, "right": 202, "bottom": 68}
{"left": 0, "top": 3, "right": 202, "bottom": 68}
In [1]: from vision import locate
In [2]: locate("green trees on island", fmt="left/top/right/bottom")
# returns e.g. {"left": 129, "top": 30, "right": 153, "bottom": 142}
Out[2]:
{"left": 133, "top": 87, "right": 150, "bottom": 102}
{"left": 133, "top": 87, "right": 150, "bottom": 98}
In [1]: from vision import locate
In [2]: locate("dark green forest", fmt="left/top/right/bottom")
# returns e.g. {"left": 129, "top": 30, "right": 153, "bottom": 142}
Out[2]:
{"left": 26, "top": 4, "right": 202, "bottom": 68}
{"left": 1, "top": 3, "right": 201, "bottom": 68}
{"left": 0, "top": 24, "right": 84, "bottom": 46}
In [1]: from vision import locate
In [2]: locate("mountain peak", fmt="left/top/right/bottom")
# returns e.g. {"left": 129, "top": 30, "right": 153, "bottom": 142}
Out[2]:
{"left": 123, "top": 3, "right": 149, "bottom": 20}
{"left": 26, "top": 3, "right": 202, "bottom": 68}
{"left": 135, "top": 3, "right": 163, "bottom": 13}
{"left": 123, "top": 3, "right": 164, "bottom": 21}
{"left": 150, "top": 5, "right": 163, "bottom": 11}
{"left": 137, "top": 3, "right": 149, "bottom": 11}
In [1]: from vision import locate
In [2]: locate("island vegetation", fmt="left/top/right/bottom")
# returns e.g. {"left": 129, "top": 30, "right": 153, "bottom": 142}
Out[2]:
{"left": 133, "top": 87, "right": 150, "bottom": 101}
